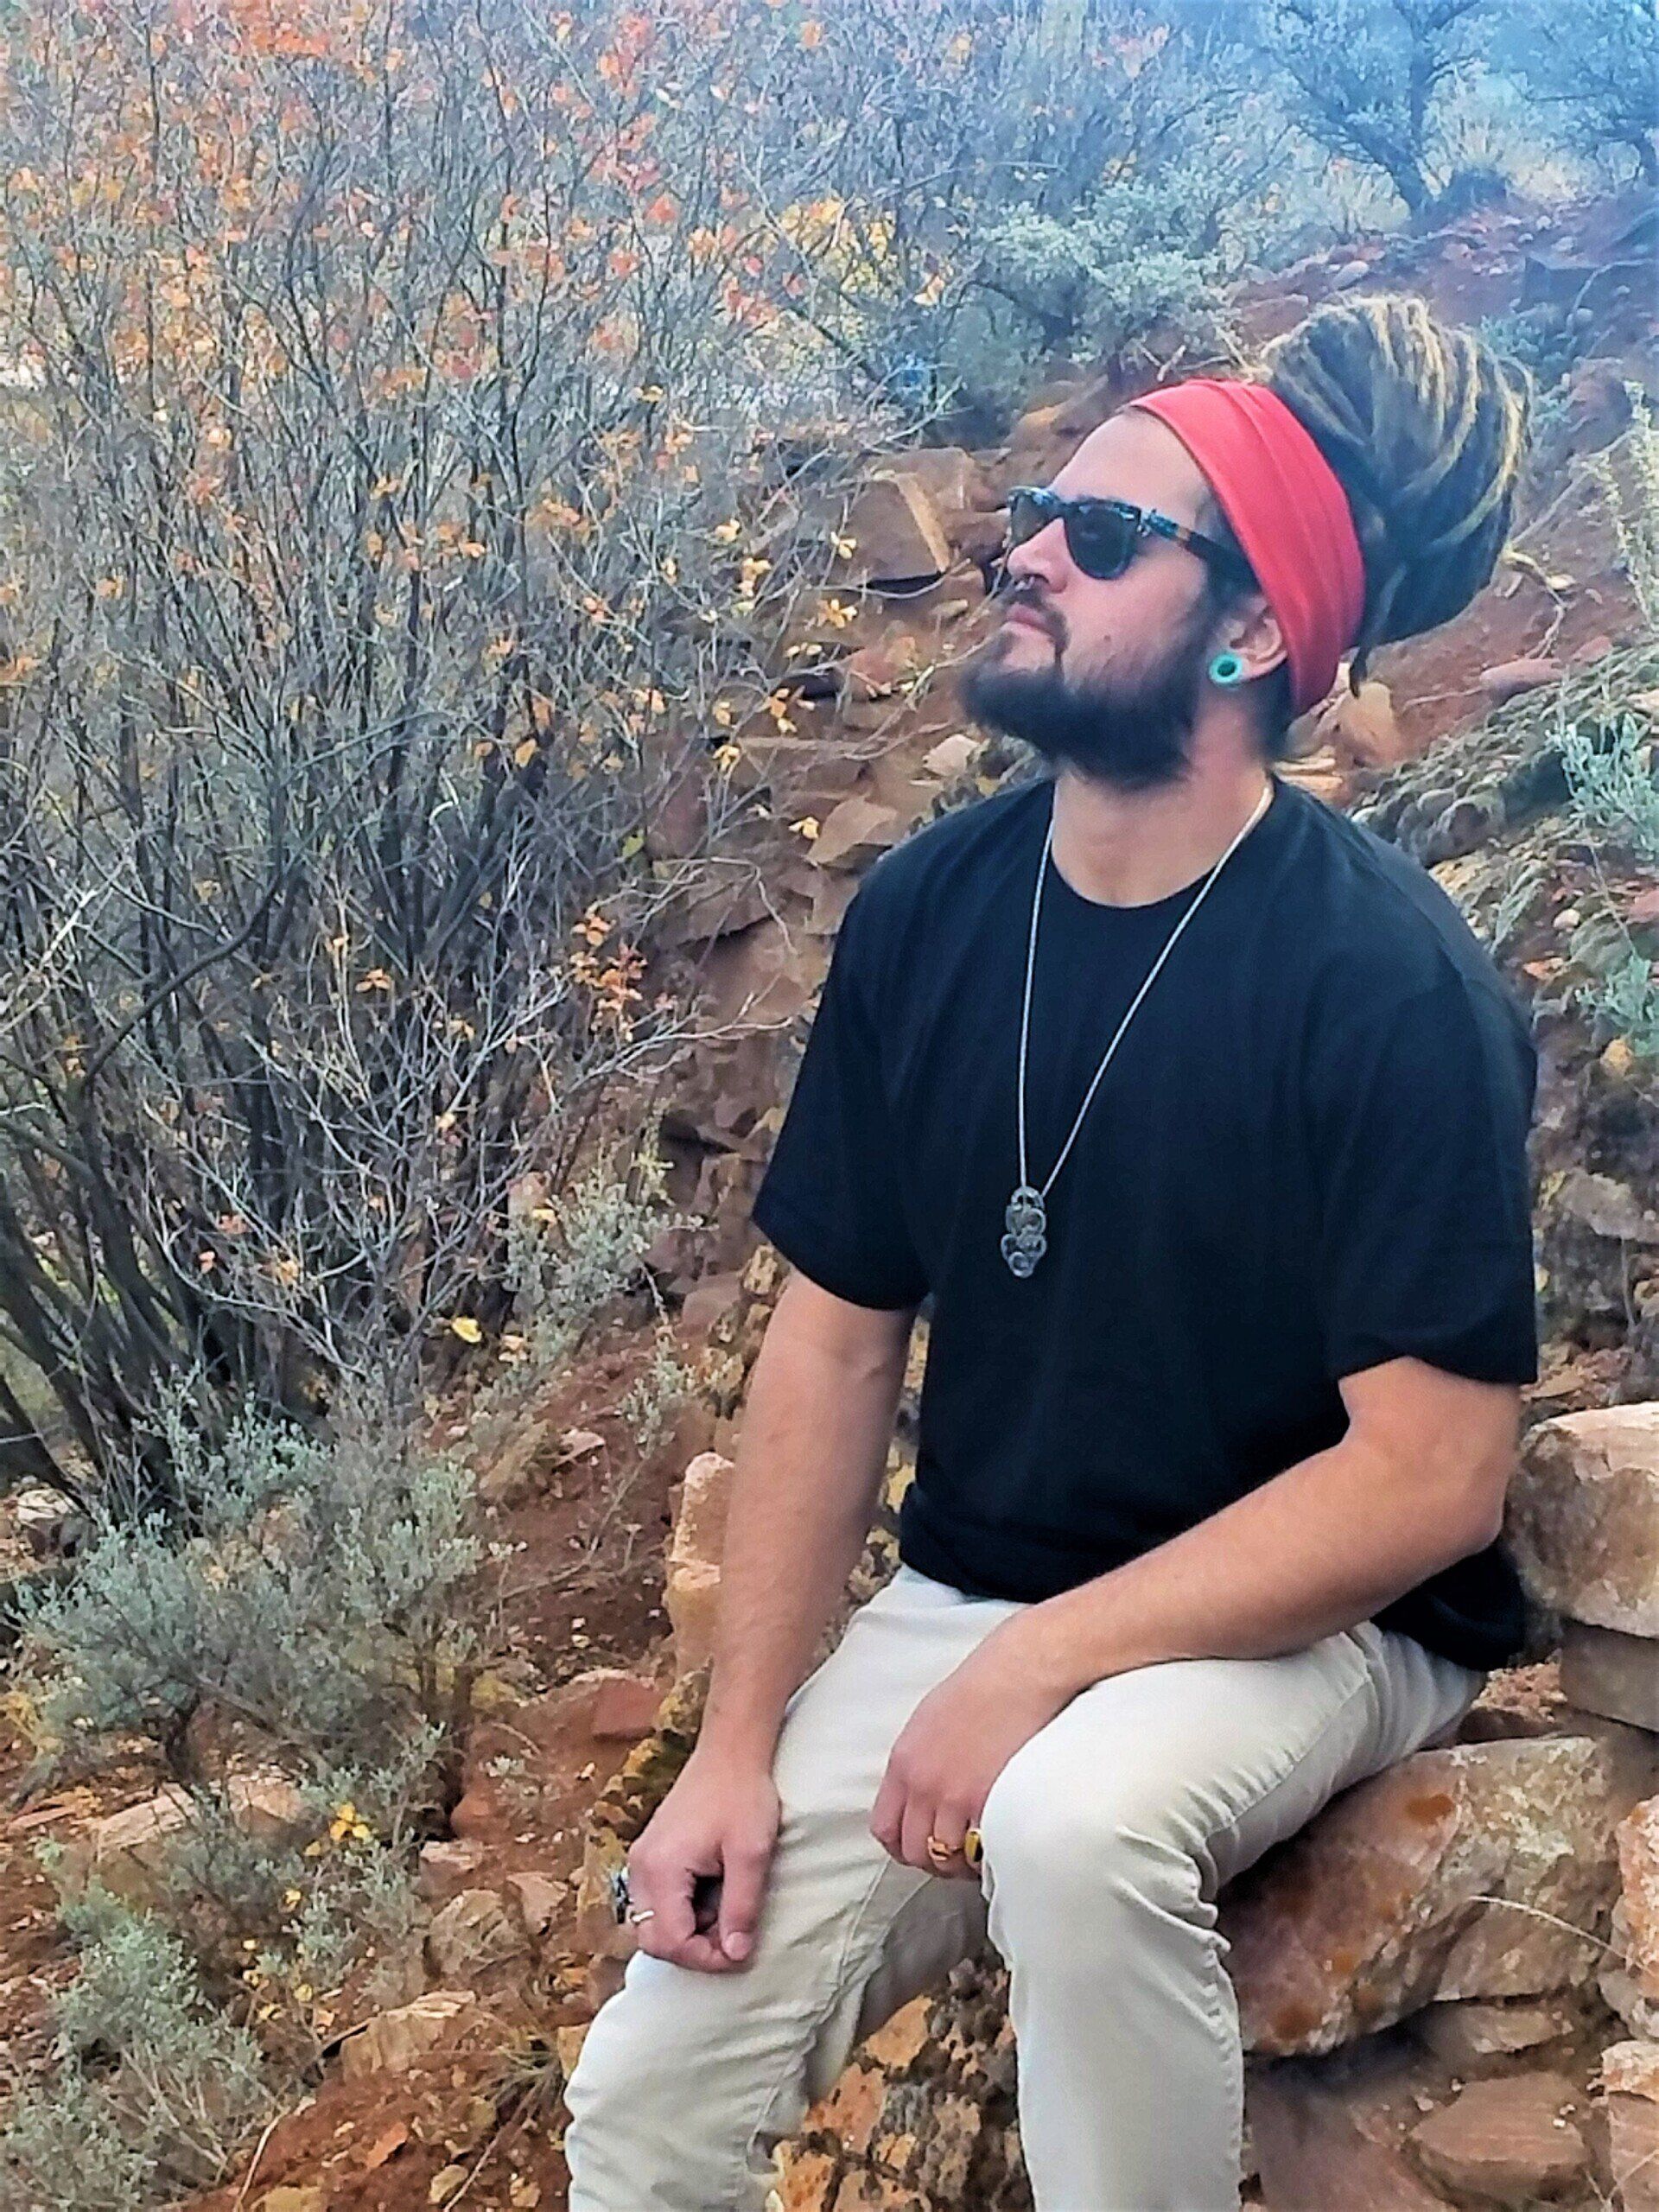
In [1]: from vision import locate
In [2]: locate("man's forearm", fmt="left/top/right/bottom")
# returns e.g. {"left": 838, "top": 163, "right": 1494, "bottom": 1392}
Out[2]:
{"left": 1010, "top": 1425, "right": 1506, "bottom": 1703}
{"left": 696, "top": 1292, "right": 911, "bottom": 1766}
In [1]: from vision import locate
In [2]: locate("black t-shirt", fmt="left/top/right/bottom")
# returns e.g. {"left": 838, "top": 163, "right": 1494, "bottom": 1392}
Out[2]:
{"left": 749, "top": 768, "right": 1538, "bottom": 1671}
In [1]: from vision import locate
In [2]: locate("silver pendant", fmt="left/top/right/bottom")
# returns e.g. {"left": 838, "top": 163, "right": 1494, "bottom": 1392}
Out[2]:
{"left": 1001, "top": 1182, "right": 1047, "bottom": 1276}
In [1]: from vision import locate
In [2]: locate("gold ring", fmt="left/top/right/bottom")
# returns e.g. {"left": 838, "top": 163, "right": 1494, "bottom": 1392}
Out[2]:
{"left": 962, "top": 1827, "right": 982, "bottom": 1868}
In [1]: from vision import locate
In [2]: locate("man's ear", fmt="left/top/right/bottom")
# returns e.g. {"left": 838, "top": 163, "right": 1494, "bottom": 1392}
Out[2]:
{"left": 1222, "top": 591, "right": 1287, "bottom": 685}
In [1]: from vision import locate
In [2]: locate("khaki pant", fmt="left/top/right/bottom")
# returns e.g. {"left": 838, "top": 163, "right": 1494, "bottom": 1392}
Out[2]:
{"left": 564, "top": 1564, "right": 1482, "bottom": 2212}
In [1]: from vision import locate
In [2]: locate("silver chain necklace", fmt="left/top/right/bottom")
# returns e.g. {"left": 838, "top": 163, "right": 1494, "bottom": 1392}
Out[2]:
{"left": 1001, "top": 777, "right": 1274, "bottom": 1279}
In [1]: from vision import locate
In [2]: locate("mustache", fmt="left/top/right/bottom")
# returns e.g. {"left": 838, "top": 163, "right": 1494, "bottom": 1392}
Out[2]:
{"left": 995, "top": 579, "right": 1063, "bottom": 643}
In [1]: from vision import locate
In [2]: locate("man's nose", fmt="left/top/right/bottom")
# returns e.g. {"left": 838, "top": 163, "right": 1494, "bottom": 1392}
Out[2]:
{"left": 1001, "top": 523, "right": 1070, "bottom": 594}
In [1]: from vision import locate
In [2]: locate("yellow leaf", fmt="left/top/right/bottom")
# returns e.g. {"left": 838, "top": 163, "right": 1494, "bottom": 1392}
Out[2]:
{"left": 514, "top": 737, "right": 538, "bottom": 767}
{"left": 449, "top": 1315, "right": 483, "bottom": 1344}
{"left": 620, "top": 830, "right": 645, "bottom": 858}
{"left": 792, "top": 816, "right": 820, "bottom": 840}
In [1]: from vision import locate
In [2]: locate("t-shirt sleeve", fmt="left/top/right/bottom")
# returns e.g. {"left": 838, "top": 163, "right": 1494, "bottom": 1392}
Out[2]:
{"left": 748, "top": 879, "right": 929, "bottom": 1312}
{"left": 1310, "top": 967, "right": 1538, "bottom": 1386}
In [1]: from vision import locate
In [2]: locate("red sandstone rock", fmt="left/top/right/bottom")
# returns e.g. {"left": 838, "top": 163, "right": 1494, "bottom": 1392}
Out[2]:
{"left": 1617, "top": 1796, "right": 1659, "bottom": 2003}
{"left": 1414, "top": 1994, "right": 1579, "bottom": 2071}
{"left": 416, "top": 1837, "right": 486, "bottom": 1904}
{"left": 840, "top": 473, "right": 952, "bottom": 584}
{"left": 1310, "top": 679, "right": 1410, "bottom": 770}
{"left": 1250, "top": 2069, "right": 1446, "bottom": 2211}
{"left": 1409, "top": 2074, "right": 1587, "bottom": 2202}
{"left": 339, "top": 1989, "right": 478, "bottom": 2081}
{"left": 505, "top": 1870, "right": 568, "bottom": 1940}
{"left": 810, "top": 796, "right": 903, "bottom": 873}
{"left": 1561, "top": 1619, "right": 1659, "bottom": 1732}
{"left": 1224, "top": 1737, "right": 1632, "bottom": 2055}
{"left": 1478, "top": 656, "right": 1561, "bottom": 704}
{"left": 1506, "top": 1404, "right": 1659, "bottom": 1634}
{"left": 1609, "top": 2091, "right": 1659, "bottom": 2212}
{"left": 589, "top": 1674, "right": 665, "bottom": 1743}
{"left": 424, "top": 1888, "right": 529, "bottom": 1981}
{"left": 666, "top": 1451, "right": 734, "bottom": 1675}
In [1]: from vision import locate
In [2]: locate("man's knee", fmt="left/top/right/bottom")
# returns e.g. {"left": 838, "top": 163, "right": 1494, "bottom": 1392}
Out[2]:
{"left": 977, "top": 1736, "right": 1202, "bottom": 1930}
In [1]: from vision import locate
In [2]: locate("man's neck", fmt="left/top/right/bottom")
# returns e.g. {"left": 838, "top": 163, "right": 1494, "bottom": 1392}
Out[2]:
{"left": 1047, "top": 757, "right": 1274, "bottom": 909}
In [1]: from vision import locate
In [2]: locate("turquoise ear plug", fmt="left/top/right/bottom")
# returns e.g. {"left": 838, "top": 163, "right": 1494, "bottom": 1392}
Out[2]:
{"left": 1208, "top": 651, "right": 1244, "bottom": 685}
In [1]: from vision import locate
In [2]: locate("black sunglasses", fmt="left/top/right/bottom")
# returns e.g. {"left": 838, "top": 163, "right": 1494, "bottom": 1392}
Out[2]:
{"left": 1001, "top": 485, "right": 1255, "bottom": 590}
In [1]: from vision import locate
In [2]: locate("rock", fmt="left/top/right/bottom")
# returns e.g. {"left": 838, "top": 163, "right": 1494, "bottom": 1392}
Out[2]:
{"left": 425, "top": 1888, "right": 529, "bottom": 1980}
{"left": 840, "top": 640, "right": 915, "bottom": 702}
{"left": 1506, "top": 1404, "right": 1659, "bottom": 1634}
{"left": 840, "top": 473, "right": 952, "bottom": 585}
{"left": 505, "top": 1870, "right": 568, "bottom": 1939}
{"left": 881, "top": 449, "right": 1004, "bottom": 564}
{"left": 1224, "top": 1737, "right": 1633, "bottom": 2055}
{"left": 224, "top": 1768, "right": 310, "bottom": 1849}
{"left": 1607, "top": 2045, "right": 1659, "bottom": 2212}
{"left": 666, "top": 1560, "right": 721, "bottom": 1679}
{"left": 1603, "top": 1898, "right": 1659, "bottom": 2037}
{"left": 10, "top": 1484, "right": 90, "bottom": 1559}
{"left": 1310, "top": 679, "right": 1410, "bottom": 770}
{"left": 1609, "top": 2087, "right": 1659, "bottom": 2212}
{"left": 589, "top": 1674, "right": 664, "bottom": 1744}
{"left": 666, "top": 1452, "right": 734, "bottom": 1675}
{"left": 339, "top": 1989, "right": 478, "bottom": 2080}
{"left": 53, "top": 1788, "right": 195, "bottom": 1905}
{"left": 259, "top": 2191, "right": 326, "bottom": 2212}
{"left": 417, "top": 1838, "right": 486, "bottom": 1904}
{"left": 1618, "top": 1796, "right": 1659, "bottom": 2004}
{"left": 448, "top": 1781, "right": 500, "bottom": 1842}
{"left": 1250, "top": 2067, "right": 1448, "bottom": 2211}
{"left": 1553, "top": 1168, "right": 1659, "bottom": 1243}
{"left": 429, "top": 2163, "right": 468, "bottom": 2204}
{"left": 1563, "top": 1622, "right": 1659, "bottom": 1733}
{"left": 809, "top": 796, "right": 903, "bottom": 872}
{"left": 921, "top": 733, "right": 982, "bottom": 782}
{"left": 1408, "top": 2073, "right": 1586, "bottom": 2202}
{"left": 1478, "top": 656, "right": 1561, "bottom": 706}
{"left": 1414, "top": 1995, "right": 1579, "bottom": 2071}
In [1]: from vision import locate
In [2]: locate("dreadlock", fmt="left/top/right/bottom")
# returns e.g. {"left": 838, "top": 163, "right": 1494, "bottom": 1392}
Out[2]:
{"left": 1202, "top": 294, "right": 1533, "bottom": 750}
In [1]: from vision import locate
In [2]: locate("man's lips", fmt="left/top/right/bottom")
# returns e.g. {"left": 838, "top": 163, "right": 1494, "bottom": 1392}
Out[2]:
{"left": 1003, "top": 604, "right": 1057, "bottom": 639}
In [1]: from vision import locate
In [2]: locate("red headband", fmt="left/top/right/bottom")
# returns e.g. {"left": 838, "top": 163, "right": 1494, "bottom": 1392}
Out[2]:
{"left": 1127, "top": 378, "right": 1365, "bottom": 717}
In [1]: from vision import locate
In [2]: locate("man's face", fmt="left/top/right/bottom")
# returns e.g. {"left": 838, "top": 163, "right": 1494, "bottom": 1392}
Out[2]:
{"left": 958, "top": 410, "right": 1225, "bottom": 792}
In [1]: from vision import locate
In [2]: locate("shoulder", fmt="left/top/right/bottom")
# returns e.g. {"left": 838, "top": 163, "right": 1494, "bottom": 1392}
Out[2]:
{"left": 854, "top": 772, "right": 1046, "bottom": 912}
{"left": 1278, "top": 784, "right": 1531, "bottom": 1041}
{"left": 833, "top": 772, "right": 1046, "bottom": 982}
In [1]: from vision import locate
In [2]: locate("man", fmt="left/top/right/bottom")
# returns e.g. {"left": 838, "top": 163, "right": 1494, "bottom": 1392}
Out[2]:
{"left": 565, "top": 295, "right": 1536, "bottom": 2211}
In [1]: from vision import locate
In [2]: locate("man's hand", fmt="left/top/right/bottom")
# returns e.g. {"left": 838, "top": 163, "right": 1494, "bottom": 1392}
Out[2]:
{"left": 624, "top": 1749, "right": 782, "bottom": 1973}
{"left": 869, "top": 1621, "right": 1070, "bottom": 1878}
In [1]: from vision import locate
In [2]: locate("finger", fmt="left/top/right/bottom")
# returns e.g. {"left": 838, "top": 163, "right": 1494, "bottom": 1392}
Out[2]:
{"left": 626, "top": 1848, "right": 698, "bottom": 1961}
{"left": 899, "top": 1794, "right": 940, "bottom": 1874}
{"left": 928, "top": 1807, "right": 976, "bottom": 1881}
{"left": 715, "top": 1838, "right": 772, "bottom": 1965}
{"left": 869, "top": 1767, "right": 906, "bottom": 1862}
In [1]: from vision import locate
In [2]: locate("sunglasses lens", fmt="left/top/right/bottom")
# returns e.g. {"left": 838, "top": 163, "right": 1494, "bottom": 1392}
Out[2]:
{"left": 1067, "top": 505, "right": 1138, "bottom": 579}
{"left": 1005, "top": 488, "right": 1049, "bottom": 546}
{"left": 1002, "top": 493, "right": 1138, "bottom": 580}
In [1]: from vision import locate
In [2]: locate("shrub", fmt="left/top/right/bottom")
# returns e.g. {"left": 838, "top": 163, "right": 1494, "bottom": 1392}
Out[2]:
{"left": 0, "top": 0, "right": 884, "bottom": 1488}
{"left": 0, "top": 1888, "right": 273, "bottom": 2210}
{"left": 975, "top": 174, "right": 1232, "bottom": 360}
{"left": 1254, "top": 0, "right": 1491, "bottom": 218}
{"left": 1591, "top": 391, "right": 1659, "bottom": 635}
{"left": 11, "top": 1405, "right": 480, "bottom": 1795}
{"left": 1501, "top": 0, "right": 1659, "bottom": 186}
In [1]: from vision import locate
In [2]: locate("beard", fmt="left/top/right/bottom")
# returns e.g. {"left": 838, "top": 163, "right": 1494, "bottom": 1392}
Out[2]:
{"left": 958, "top": 595, "right": 1213, "bottom": 793}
